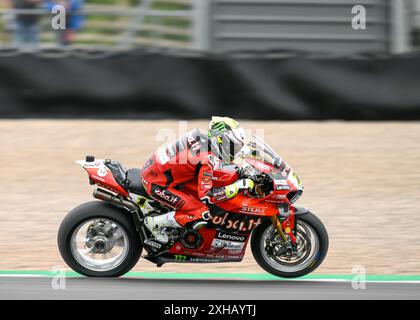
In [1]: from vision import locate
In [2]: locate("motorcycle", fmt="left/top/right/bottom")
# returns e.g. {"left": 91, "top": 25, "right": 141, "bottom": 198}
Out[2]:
{"left": 58, "top": 135, "right": 328, "bottom": 278}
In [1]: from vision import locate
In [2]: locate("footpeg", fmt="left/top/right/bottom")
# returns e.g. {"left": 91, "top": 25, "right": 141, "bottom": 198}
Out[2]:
{"left": 144, "top": 239, "right": 163, "bottom": 250}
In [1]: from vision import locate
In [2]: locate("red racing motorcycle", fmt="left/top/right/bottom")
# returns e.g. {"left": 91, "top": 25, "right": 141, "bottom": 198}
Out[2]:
{"left": 58, "top": 136, "right": 328, "bottom": 278}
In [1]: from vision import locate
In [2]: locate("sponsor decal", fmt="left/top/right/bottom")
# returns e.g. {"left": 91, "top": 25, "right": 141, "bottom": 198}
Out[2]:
{"left": 174, "top": 254, "right": 187, "bottom": 261}
{"left": 194, "top": 254, "right": 242, "bottom": 261}
{"left": 154, "top": 189, "right": 179, "bottom": 204}
{"left": 213, "top": 189, "right": 226, "bottom": 197}
{"left": 215, "top": 195, "right": 228, "bottom": 202}
{"left": 213, "top": 188, "right": 228, "bottom": 202}
{"left": 201, "top": 174, "right": 212, "bottom": 189}
{"left": 202, "top": 182, "right": 212, "bottom": 189}
{"left": 189, "top": 258, "right": 221, "bottom": 263}
{"left": 202, "top": 176, "right": 212, "bottom": 183}
{"left": 83, "top": 163, "right": 96, "bottom": 167}
{"left": 211, "top": 213, "right": 262, "bottom": 232}
{"left": 239, "top": 206, "right": 266, "bottom": 215}
{"left": 151, "top": 185, "right": 184, "bottom": 209}
{"left": 202, "top": 211, "right": 211, "bottom": 220}
{"left": 211, "top": 239, "right": 245, "bottom": 250}
{"left": 216, "top": 231, "right": 246, "bottom": 242}
{"left": 275, "top": 184, "right": 290, "bottom": 191}
{"left": 82, "top": 161, "right": 102, "bottom": 168}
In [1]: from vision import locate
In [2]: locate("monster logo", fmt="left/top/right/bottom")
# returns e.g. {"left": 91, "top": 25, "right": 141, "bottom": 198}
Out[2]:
{"left": 174, "top": 255, "right": 187, "bottom": 261}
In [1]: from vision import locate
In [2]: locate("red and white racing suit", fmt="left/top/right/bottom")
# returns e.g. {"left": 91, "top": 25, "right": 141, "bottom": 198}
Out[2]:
{"left": 141, "top": 129, "right": 225, "bottom": 226}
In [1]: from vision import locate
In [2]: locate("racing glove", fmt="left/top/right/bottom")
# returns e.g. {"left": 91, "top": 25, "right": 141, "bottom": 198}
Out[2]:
{"left": 211, "top": 179, "right": 255, "bottom": 203}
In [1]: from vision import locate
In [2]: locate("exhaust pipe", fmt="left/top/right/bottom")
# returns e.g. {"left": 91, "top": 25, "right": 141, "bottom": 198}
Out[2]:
{"left": 93, "top": 188, "right": 138, "bottom": 213}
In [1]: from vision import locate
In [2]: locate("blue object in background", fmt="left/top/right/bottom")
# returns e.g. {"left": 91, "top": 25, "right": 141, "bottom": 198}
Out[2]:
{"left": 44, "top": 0, "right": 85, "bottom": 31}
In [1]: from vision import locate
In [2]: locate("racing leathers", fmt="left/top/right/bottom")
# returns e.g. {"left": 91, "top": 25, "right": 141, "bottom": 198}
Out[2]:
{"left": 141, "top": 128, "right": 253, "bottom": 231}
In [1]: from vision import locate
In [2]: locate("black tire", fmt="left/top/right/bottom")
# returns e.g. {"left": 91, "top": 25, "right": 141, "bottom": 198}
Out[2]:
{"left": 58, "top": 201, "right": 142, "bottom": 277}
{"left": 251, "top": 212, "right": 329, "bottom": 278}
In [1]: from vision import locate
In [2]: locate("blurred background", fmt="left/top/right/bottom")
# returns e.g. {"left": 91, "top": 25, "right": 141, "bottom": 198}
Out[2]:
{"left": 0, "top": 0, "right": 419, "bottom": 54}
{"left": 0, "top": 0, "right": 420, "bottom": 277}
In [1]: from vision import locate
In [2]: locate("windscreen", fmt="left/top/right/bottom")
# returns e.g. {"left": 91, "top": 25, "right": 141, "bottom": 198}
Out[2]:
{"left": 237, "top": 135, "right": 283, "bottom": 167}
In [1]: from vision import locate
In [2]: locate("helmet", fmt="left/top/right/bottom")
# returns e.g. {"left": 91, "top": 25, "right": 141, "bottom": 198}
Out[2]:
{"left": 208, "top": 116, "right": 246, "bottom": 163}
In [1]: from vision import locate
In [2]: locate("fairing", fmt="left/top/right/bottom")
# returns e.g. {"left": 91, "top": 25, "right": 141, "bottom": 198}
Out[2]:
{"left": 76, "top": 159, "right": 129, "bottom": 197}
{"left": 166, "top": 136, "right": 303, "bottom": 263}
{"left": 238, "top": 135, "right": 304, "bottom": 202}
{"left": 78, "top": 136, "right": 302, "bottom": 264}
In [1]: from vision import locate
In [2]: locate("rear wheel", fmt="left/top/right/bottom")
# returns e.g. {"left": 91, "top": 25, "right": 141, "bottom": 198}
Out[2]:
{"left": 251, "top": 212, "right": 328, "bottom": 278}
{"left": 58, "top": 201, "right": 142, "bottom": 277}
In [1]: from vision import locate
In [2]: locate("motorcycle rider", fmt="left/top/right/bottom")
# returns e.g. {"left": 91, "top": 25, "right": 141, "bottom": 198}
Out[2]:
{"left": 141, "top": 116, "right": 255, "bottom": 243}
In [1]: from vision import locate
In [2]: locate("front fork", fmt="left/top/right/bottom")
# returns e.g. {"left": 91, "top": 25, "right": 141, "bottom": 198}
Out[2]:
{"left": 272, "top": 205, "right": 297, "bottom": 245}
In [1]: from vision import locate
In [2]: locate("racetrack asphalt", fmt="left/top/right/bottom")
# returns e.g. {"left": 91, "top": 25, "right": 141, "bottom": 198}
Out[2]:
{"left": 1, "top": 276, "right": 420, "bottom": 300}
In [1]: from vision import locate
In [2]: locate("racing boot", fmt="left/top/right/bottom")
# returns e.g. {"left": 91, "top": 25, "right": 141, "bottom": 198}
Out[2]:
{"left": 144, "top": 211, "right": 181, "bottom": 244}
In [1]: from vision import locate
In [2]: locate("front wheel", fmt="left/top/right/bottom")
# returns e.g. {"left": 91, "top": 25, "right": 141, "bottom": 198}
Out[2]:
{"left": 58, "top": 201, "right": 142, "bottom": 277}
{"left": 251, "top": 212, "right": 329, "bottom": 278}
